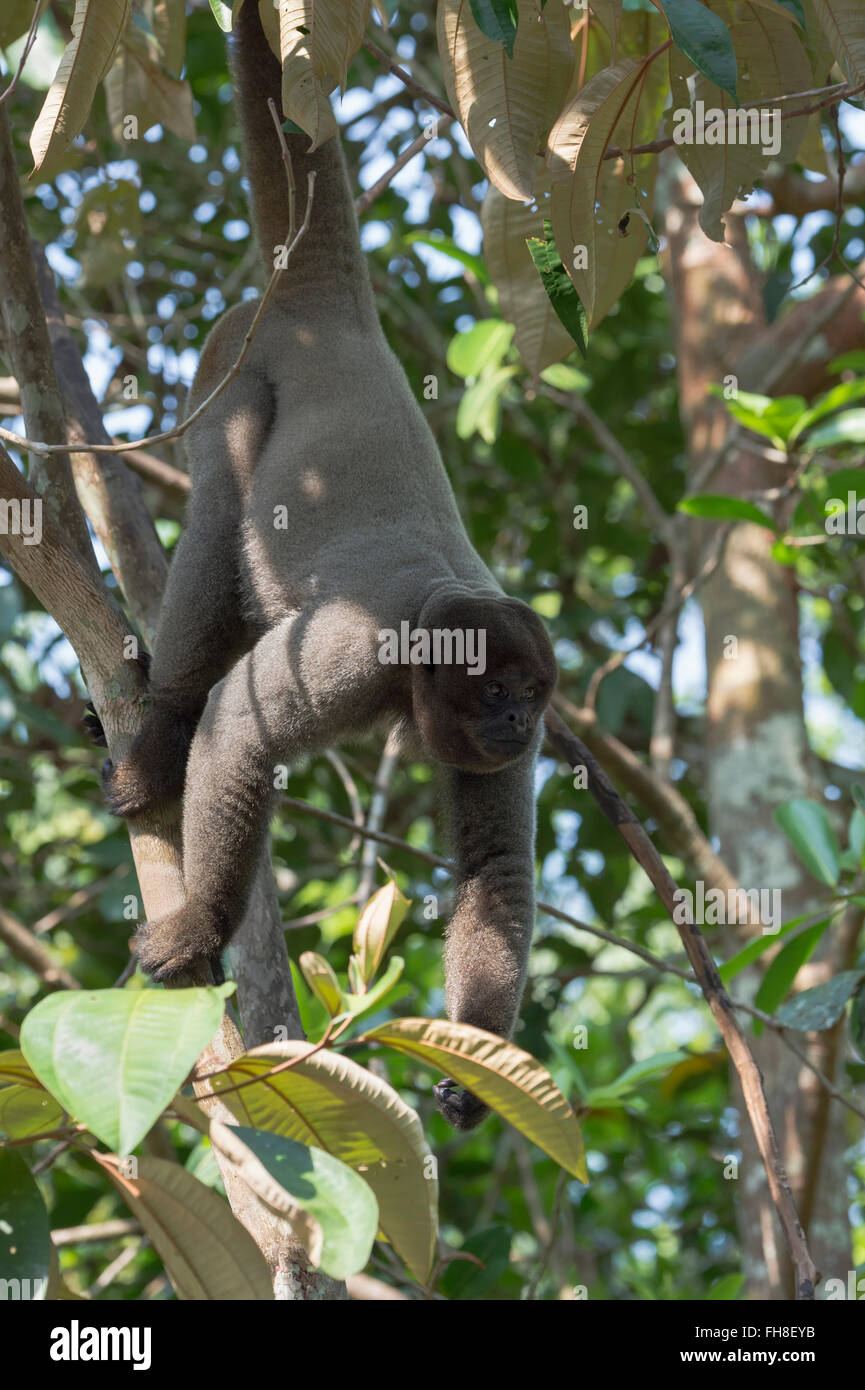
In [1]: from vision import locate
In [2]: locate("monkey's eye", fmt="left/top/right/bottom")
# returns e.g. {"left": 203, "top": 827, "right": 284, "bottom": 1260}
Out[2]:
{"left": 484, "top": 681, "right": 507, "bottom": 699}
{"left": 522, "top": 687, "right": 536, "bottom": 701}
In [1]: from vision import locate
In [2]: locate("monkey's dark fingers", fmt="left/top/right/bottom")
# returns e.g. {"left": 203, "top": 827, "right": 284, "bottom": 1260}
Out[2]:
{"left": 135, "top": 900, "right": 226, "bottom": 983}
{"left": 82, "top": 707, "right": 107, "bottom": 746}
{"left": 433, "top": 1077, "right": 490, "bottom": 1131}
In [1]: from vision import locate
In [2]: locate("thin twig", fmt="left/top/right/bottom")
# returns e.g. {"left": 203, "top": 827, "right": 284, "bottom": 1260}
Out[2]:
{"left": 544, "top": 708, "right": 818, "bottom": 1298}
{"left": 0, "top": 0, "right": 44, "bottom": 107}
{"left": 363, "top": 38, "right": 455, "bottom": 118}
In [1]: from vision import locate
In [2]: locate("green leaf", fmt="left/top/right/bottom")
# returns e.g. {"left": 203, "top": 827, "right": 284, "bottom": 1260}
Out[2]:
{"left": 208, "top": 0, "right": 233, "bottom": 33}
{"left": 20, "top": 986, "right": 232, "bottom": 1153}
{"left": 807, "top": 410, "right": 865, "bottom": 450}
{"left": 469, "top": 0, "right": 519, "bottom": 57}
{"left": 773, "top": 799, "right": 841, "bottom": 887}
{"left": 586, "top": 1050, "right": 691, "bottom": 1105}
{"left": 752, "top": 919, "right": 831, "bottom": 1034}
{"left": 526, "top": 222, "right": 588, "bottom": 358}
{"left": 658, "top": 0, "right": 738, "bottom": 100}
{"left": 849, "top": 808, "right": 865, "bottom": 863}
{"left": 539, "top": 363, "right": 590, "bottom": 392}
{"left": 441, "top": 1225, "right": 511, "bottom": 1298}
{"left": 677, "top": 494, "right": 778, "bottom": 530}
{"left": 850, "top": 982, "right": 865, "bottom": 1061}
{"left": 353, "top": 879, "right": 411, "bottom": 986}
{"left": 222, "top": 1126, "right": 378, "bottom": 1280}
{"left": 791, "top": 378, "right": 865, "bottom": 440}
{"left": 854, "top": 784, "right": 865, "bottom": 818}
{"left": 775, "top": 970, "right": 865, "bottom": 1031}
{"left": 456, "top": 364, "right": 518, "bottom": 443}
{"left": 447, "top": 319, "right": 514, "bottom": 378}
{"left": 213, "top": 1042, "right": 437, "bottom": 1283}
{"left": 404, "top": 232, "right": 491, "bottom": 283}
{"left": 343, "top": 955, "right": 405, "bottom": 1020}
{"left": 0, "top": 1150, "right": 50, "bottom": 1293}
{"left": 707, "top": 1272, "right": 745, "bottom": 1300}
{"left": 720, "top": 909, "right": 833, "bottom": 984}
{"left": 298, "top": 952, "right": 344, "bottom": 1018}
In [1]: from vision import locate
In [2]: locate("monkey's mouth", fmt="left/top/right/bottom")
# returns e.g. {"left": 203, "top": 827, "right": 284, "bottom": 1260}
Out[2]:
{"left": 484, "top": 735, "right": 530, "bottom": 758}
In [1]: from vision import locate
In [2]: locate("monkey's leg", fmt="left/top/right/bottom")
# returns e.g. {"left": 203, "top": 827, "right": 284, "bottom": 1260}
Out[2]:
{"left": 103, "top": 366, "right": 273, "bottom": 818}
{"left": 134, "top": 617, "right": 366, "bottom": 979}
{"left": 435, "top": 753, "right": 539, "bottom": 1130}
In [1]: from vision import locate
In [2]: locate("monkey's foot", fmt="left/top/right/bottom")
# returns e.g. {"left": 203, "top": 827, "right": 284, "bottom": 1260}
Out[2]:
{"left": 433, "top": 1077, "right": 489, "bottom": 1131}
{"left": 135, "top": 899, "right": 226, "bottom": 983}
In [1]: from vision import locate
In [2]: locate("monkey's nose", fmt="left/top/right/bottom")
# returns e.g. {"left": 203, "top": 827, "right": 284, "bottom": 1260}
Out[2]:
{"left": 508, "top": 709, "right": 530, "bottom": 735}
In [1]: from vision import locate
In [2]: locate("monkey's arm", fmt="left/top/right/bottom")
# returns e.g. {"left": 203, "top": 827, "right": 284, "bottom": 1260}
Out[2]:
{"left": 437, "top": 749, "right": 539, "bottom": 1129}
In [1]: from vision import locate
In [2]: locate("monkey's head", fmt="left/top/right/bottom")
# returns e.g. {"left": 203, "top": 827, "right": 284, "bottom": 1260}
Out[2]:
{"left": 411, "top": 591, "right": 557, "bottom": 773}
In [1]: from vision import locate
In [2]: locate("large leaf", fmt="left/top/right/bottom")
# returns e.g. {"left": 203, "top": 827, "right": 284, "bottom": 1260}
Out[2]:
{"left": 773, "top": 799, "right": 841, "bottom": 887}
{"left": 812, "top": 0, "right": 865, "bottom": 83}
{"left": 259, "top": 0, "right": 371, "bottom": 149}
{"left": 658, "top": 0, "right": 738, "bottom": 98}
{"left": 104, "top": 40, "right": 196, "bottom": 142}
{"left": 437, "top": 0, "right": 573, "bottom": 201}
{"left": 481, "top": 168, "right": 575, "bottom": 377}
{"left": 720, "top": 909, "right": 832, "bottom": 983}
{"left": 526, "top": 220, "right": 589, "bottom": 358}
{"left": 0, "top": 1151, "right": 51, "bottom": 1294}
{"left": 775, "top": 970, "right": 865, "bottom": 1031}
{"left": 364, "top": 1017, "right": 587, "bottom": 1181}
{"left": 30, "top": 0, "right": 133, "bottom": 176}
{"left": 20, "top": 986, "right": 232, "bottom": 1153}
{"left": 440, "top": 1225, "right": 511, "bottom": 1299}
{"left": 107, "top": 1154, "right": 274, "bottom": 1299}
{"left": 547, "top": 60, "right": 656, "bottom": 330}
{"left": 752, "top": 919, "right": 832, "bottom": 1033}
{"left": 0, "top": 0, "right": 43, "bottom": 47}
{"left": 211, "top": 1124, "right": 378, "bottom": 1279}
{"left": 0, "top": 1084, "right": 65, "bottom": 1139}
{"left": 470, "top": 0, "right": 519, "bottom": 57}
{"left": 210, "top": 1042, "right": 437, "bottom": 1283}
{"left": 667, "top": 0, "right": 811, "bottom": 241}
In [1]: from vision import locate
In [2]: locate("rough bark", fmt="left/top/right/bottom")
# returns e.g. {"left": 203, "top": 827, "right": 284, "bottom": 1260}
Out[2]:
{"left": 662, "top": 170, "right": 855, "bottom": 1298}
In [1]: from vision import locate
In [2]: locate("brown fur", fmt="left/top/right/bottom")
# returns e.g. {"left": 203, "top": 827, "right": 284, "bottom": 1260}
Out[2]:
{"left": 103, "top": 1, "right": 557, "bottom": 1129}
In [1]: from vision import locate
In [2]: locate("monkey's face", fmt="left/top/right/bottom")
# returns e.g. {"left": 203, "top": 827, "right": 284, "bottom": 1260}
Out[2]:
{"left": 411, "top": 593, "right": 557, "bottom": 773}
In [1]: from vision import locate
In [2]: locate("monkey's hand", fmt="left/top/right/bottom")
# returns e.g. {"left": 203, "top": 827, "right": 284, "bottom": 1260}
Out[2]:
{"left": 433, "top": 1078, "right": 489, "bottom": 1131}
{"left": 102, "top": 704, "right": 199, "bottom": 818}
{"left": 135, "top": 898, "right": 226, "bottom": 983}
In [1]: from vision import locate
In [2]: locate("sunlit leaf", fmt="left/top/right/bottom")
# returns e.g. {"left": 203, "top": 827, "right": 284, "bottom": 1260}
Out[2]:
{"left": 438, "top": 0, "right": 573, "bottom": 201}
{"left": 211, "top": 1042, "right": 437, "bottom": 1282}
{"left": 21, "top": 986, "right": 232, "bottom": 1153}
{"left": 364, "top": 1017, "right": 587, "bottom": 1180}
{"left": 30, "top": 0, "right": 133, "bottom": 176}
{"left": 211, "top": 1123, "right": 378, "bottom": 1279}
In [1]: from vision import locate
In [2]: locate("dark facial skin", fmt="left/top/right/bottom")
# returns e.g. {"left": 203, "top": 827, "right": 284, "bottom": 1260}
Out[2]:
{"left": 411, "top": 595, "right": 557, "bottom": 773}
